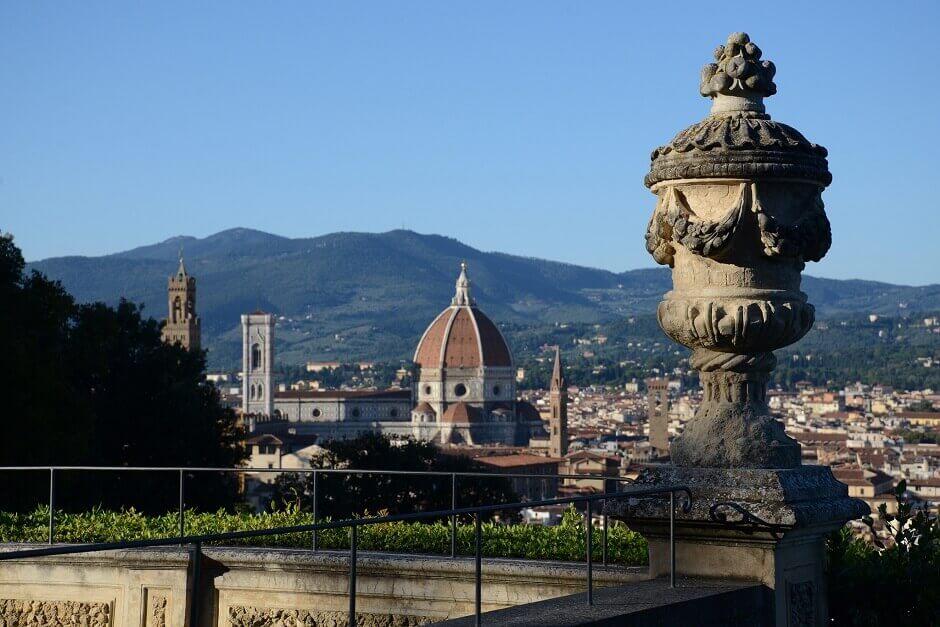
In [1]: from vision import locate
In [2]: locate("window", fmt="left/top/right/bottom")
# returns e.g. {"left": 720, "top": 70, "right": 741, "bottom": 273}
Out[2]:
{"left": 454, "top": 383, "right": 467, "bottom": 397}
{"left": 312, "top": 408, "right": 322, "bottom": 418}
{"left": 257, "top": 383, "right": 264, "bottom": 400}
{"left": 493, "top": 385, "right": 501, "bottom": 396}
{"left": 424, "top": 385, "right": 432, "bottom": 395}
{"left": 251, "top": 343, "right": 262, "bottom": 371}
{"left": 390, "top": 408, "right": 398, "bottom": 417}
{"left": 250, "top": 384, "right": 256, "bottom": 400}
{"left": 351, "top": 408, "right": 361, "bottom": 418}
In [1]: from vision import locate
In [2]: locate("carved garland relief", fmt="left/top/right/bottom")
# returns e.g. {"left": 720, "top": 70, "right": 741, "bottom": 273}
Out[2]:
{"left": 228, "top": 606, "right": 432, "bottom": 627}
{"left": 0, "top": 599, "right": 112, "bottom": 627}
{"left": 645, "top": 181, "right": 830, "bottom": 268}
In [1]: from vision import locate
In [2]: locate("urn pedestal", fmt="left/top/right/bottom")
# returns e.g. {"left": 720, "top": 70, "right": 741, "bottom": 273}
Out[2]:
{"left": 607, "top": 466, "right": 868, "bottom": 627}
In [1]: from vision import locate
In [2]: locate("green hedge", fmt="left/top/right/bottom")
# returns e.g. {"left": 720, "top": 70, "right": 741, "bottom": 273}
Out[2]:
{"left": 0, "top": 506, "right": 648, "bottom": 565}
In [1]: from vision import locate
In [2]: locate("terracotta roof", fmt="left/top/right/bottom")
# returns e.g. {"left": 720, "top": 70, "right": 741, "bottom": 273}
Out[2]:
{"left": 441, "top": 402, "right": 483, "bottom": 424}
{"left": 476, "top": 454, "right": 564, "bottom": 468}
{"left": 413, "top": 265, "right": 512, "bottom": 369}
{"left": 909, "top": 478, "right": 940, "bottom": 488}
{"left": 246, "top": 433, "right": 283, "bottom": 446}
{"left": 414, "top": 306, "right": 512, "bottom": 369}
{"left": 566, "top": 450, "right": 621, "bottom": 463}
{"left": 832, "top": 468, "right": 894, "bottom": 490}
{"left": 413, "top": 401, "right": 436, "bottom": 414}
{"left": 790, "top": 431, "right": 848, "bottom": 443}
{"left": 898, "top": 411, "right": 940, "bottom": 421}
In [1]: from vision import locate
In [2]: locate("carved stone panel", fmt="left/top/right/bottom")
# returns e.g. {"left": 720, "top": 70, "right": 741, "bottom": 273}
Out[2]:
{"left": 146, "top": 593, "right": 167, "bottom": 627}
{"left": 787, "top": 581, "right": 815, "bottom": 627}
{"left": 228, "top": 606, "right": 431, "bottom": 627}
{"left": 0, "top": 599, "right": 112, "bottom": 627}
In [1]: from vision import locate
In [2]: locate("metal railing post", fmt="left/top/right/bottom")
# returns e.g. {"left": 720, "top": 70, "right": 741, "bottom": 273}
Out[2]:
{"left": 669, "top": 490, "right": 676, "bottom": 589}
{"left": 586, "top": 500, "right": 593, "bottom": 606}
{"left": 602, "top": 513, "right": 608, "bottom": 566}
{"left": 450, "top": 473, "right": 457, "bottom": 558}
{"left": 349, "top": 524, "right": 357, "bottom": 627}
{"left": 48, "top": 468, "right": 55, "bottom": 545}
{"left": 475, "top": 513, "right": 482, "bottom": 627}
{"left": 189, "top": 542, "right": 202, "bottom": 627}
{"left": 312, "top": 470, "right": 318, "bottom": 551}
{"left": 178, "top": 469, "right": 185, "bottom": 542}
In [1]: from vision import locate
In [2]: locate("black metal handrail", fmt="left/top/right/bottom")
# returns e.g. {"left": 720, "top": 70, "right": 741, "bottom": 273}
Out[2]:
{"left": 0, "top": 483, "right": 692, "bottom": 627}
{"left": 0, "top": 465, "right": 632, "bottom": 559}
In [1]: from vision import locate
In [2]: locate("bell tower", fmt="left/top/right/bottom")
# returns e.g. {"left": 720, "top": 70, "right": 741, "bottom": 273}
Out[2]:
{"left": 549, "top": 347, "right": 568, "bottom": 458}
{"left": 242, "top": 312, "right": 274, "bottom": 417}
{"left": 161, "top": 252, "right": 201, "bottom": 351}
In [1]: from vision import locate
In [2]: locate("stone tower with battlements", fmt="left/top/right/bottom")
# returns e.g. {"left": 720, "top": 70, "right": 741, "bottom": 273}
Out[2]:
{"left": 646, "top": 378, "right": 669, "bottom": 457}
{"left": 549, "top": 347, "right": 568, "bottom": 458}
{"left": 242, "top": 312, "right": 274, "bottom": 417}
{"left": 161, "top": 254, "right": 201, "bottom": 351}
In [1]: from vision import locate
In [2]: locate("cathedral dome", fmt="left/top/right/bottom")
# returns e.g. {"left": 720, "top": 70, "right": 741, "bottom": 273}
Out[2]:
{"left": 413, "top": 263, "right": 513, "bottom": 369}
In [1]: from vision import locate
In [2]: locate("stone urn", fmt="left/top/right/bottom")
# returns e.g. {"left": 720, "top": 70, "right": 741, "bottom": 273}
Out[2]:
{"left": 607, "top": 33, "right": 868, "bottom": 626}
{"left": 644, "top": 32, "right": 832, "bottom": 469}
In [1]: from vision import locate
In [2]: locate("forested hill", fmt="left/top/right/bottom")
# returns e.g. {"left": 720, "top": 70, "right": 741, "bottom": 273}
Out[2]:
{"left": 27, "top": 228, "right": 940, "bottom": 369}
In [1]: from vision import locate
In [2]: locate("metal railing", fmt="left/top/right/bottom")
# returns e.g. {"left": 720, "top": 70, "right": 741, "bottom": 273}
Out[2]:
{"left": 0, "top": 465, "right": 631, "bottom": 562}
{"left": 0, "top": 483, "right": 692, "bottom": 627}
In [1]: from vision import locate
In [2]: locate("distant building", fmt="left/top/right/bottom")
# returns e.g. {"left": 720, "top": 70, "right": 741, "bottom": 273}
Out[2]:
{"left": 161, "top": 254, "right": 200, "bottom": 351}
{"left": 306, "top": 361, "right": 343, "bottom": 372}
{"left": 549, "top": 347, "right": 569, "bottom": 458}
{"left": 241, "top": 264, "right": 545, "bottom": 447}
{"left": 410, "top": 264, "right": 545, "bottom": 446}
{"left": 475, "top": 453, "right": 562, "bottom": 500}
{"left": 646, "top": 378, "right": 670, "bottom": 457}
{"left": 242, "top": 312, "right": 275, "bottom": 417}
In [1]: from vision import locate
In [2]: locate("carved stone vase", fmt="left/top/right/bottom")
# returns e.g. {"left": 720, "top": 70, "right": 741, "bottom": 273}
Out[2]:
{"left": 643, "top": 32, "right": 832, "bottom": 469}
{"left": 607, "top": 34, "right": 868, "bottom": 627}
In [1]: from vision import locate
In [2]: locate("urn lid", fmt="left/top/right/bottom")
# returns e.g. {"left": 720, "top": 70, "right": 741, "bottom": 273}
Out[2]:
{"left": 645, "top": 33, "right": 831, "bottom": 189}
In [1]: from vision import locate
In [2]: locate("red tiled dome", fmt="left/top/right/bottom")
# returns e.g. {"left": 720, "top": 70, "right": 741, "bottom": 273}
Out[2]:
{"left": 413, "top": 264, "right": 512, "bottom": 369}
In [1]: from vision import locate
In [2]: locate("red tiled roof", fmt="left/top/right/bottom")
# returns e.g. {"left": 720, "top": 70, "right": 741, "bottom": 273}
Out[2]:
{"left": 441, "top": 402, "right": 483, "bottom": 424}
{"left": 414, "top": 306, "right": 512, "bottom": 369}
{"left": 790, "top": 431, "right": 848, "bottom": 443}
{"left": 476, "top": 454, "right": 563, "bottom": 468}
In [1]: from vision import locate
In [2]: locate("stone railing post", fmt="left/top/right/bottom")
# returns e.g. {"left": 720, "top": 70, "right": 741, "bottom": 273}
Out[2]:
{"left": 607, "top": 33, "right": 867, "bottom": 627}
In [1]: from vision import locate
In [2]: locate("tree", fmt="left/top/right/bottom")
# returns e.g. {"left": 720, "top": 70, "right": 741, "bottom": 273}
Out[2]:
{"left": 272, "top": 433, "right": 518, "bottom": 521}
{"left": 827, "top": 481, "right": 940, "bottom": 626}
{"left": 0, "top": 231, "right": 245, "bottom": 512}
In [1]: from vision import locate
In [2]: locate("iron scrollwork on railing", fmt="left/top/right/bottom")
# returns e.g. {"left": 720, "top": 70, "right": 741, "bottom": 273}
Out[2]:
{"left": 622, "top": 487, "right": 693, "bottom": 514}
{"left": 709, "top": 501, "right": 789, "bottom": 539}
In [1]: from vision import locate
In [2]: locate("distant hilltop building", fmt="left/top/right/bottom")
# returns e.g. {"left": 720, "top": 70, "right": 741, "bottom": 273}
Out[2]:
{"left": 241, "top": 263, "right": 545, "bottom": 446}
{"left": 161, "top": 253, "right": 201, "bottom": 351}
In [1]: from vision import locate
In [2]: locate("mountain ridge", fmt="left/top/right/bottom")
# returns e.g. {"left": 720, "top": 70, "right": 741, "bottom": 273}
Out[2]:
{"left": 27, "top": 228, "right": 940, "bottom": 369}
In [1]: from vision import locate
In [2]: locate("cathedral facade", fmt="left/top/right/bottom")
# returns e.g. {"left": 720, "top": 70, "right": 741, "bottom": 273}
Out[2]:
{"left": 241, "top": 264, "right": 546, "bottom": 447}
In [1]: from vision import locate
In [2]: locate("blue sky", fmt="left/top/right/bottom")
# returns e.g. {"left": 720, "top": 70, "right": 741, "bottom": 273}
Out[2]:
{"left": 2, "top": 2, "right": 938, "bottom": 285}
